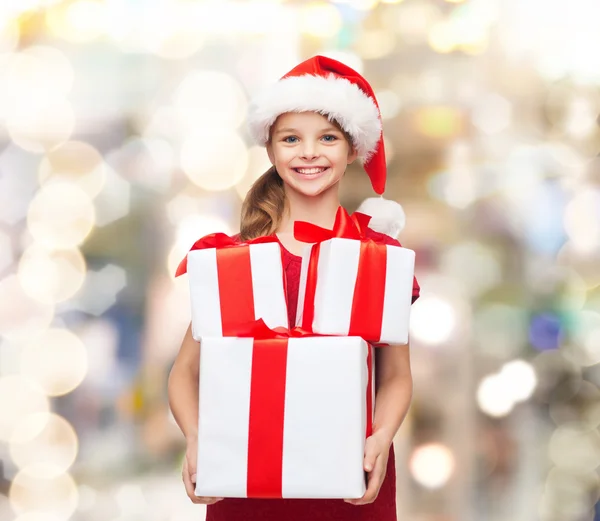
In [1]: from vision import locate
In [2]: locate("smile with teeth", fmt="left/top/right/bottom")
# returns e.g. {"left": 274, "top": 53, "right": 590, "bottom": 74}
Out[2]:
{"left": 293, "top": 167, "right": 329, "bottom": 174}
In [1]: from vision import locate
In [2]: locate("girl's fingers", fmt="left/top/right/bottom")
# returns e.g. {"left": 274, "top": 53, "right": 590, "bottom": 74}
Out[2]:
{"left": 345, "top": 452, "right": 385, "bottom": 505}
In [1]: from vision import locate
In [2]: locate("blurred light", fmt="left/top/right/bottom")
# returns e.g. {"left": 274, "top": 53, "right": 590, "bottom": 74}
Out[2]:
{"left": 539, "top": 467, "right": 600, "bottom": 521}
{"left": 350, "top": 0, "right": 380, "bottom": 9}
{"left": 414, "top": 106, "right": 463, "bottom": 139}
{"left": 549, "top": 423, "right": 600, "bottom": 472}
{"left": 76, "top": 319, "right": 119, "bottom": 388}
{"left": 174, "top": 71, "right": 247, "bottom": 132}
{"left": 410, "top": 295, "right": 457, "bottom": 345}
{"left": 499, "top": 359, "right": 538, "bottom": 402}
{"left": 76, "top": 484, "right": 98, "bottom": 512}
{"left": 529, "top": 313, "right": 563, "bottom": 351}
{"left": 409, "top": 443, "right": 455, "bottom": 489}
{"left": 20, "top": 328, "right": 88, "bottom": 396}
{"left": 169, "top": 214, "right": 233, "bottom": 278}
{"left": 166, "top": 193, "right": 203, "bottom": 226}
{"left": 235, "top": 146, "right": 272, "bottom": 200}
{"left": 356, "top": 30, "right": 396, "bottom": 59}
{"left": 46, "top": 0, "right": 108, "bottom": 43}
{"left": 564, "top": 188, "right": 600, "bottom": 255}
{"left": 0, "top": 144, "right": 40, "bottom": 225}
{"left": 0, "top": 229, "right": 13, "bottom": 273}
{"left": 0, "top": 375, "right": 50, "bottom": 442}
{"left": 381, "top": 0, "right": 404, "bottom": 3}
{"left": 473, "top": 304, "right": 528, "bottom": 358}
{"left": 564, "top": 96, "right": 598, "bottom": 139}
{"left": 471, "top": 93, "right": 512, "bottom": 134}
{"left": 106, "top": 137, "right": 175, "bottom": 193}
{"left": 39, "top": 141, "right": 106, "bottom": 199}
{"left": 13, "top": 513, "right": 66, "bottom": 521}
{"left": 428, "top": 22, "right": 456, "bottom": 53}
{"left": 477, "top": 374, "right": 514, "bottom": 417}
{"left": 9, "top": 465, "right": 78, "bottom": 518}
{"left": 300, "top": 2, "right": 342, "bottom": 38}
{"left": 116, "top": 484, "right": 148, "bottom": 515}
{"left": 140, "top": 2, "right": 205, "bottom": 59}
{"left": 392, "top": 3, "right": 443, "bottom": 46}
{"left": 7, "top": 96, "right": 75, "bottom": 154}
{"left": 27, "top": 182, "right": 95, "bottom": 249}
{"left": 570, "top": 310, "right": 600, "bottom": 367}
{"left": 18, "top": 245, "right": 86, "bottom": 305}
{"left": 94, "top": 166, "right": 131, "bottom": 227}
{"left": 532, "top": 350, "right": 582, "bottom": 404}
{"left": 0, "top": 275, "right": 54, "bottom": 340}
{"left": 72, "top": 264, "right": 127, "bottom": 316}
{"left": 376, "top": 90, "right": 401, "bottom": 120}
{"left": 9, "top": 412, "right": 78, "bottom": 477}
{"left": 0, "top": 16, "right": 20, "bottom": 53}
{"left": 180, "top": 131, "right": 248, "bottom": 191}
{"left": 439, "top": 241, "right": 502, "bottom": 298}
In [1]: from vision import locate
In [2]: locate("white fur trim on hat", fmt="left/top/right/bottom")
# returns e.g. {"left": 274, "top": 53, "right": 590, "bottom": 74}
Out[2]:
{"left": 247, "top": 73, "right": 382, "bottom": 163}
{"left": 357, "top": 197, "right": 406, "bottom": 239}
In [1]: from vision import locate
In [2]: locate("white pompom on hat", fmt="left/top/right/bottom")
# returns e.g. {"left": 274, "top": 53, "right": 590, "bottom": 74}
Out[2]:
{"left": 356, "top": 197, "right": 406, "bottom": 239}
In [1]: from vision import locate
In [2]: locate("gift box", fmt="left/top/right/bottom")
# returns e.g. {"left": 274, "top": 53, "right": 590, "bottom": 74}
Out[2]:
{"left": 294, "top": 208, "right": 416, "bottom": 344}
{"left": 175, "top": 234, "right": 288, "bottom": 339}
{"left": 195, "top": 322, "right": 373, "bottom": 499}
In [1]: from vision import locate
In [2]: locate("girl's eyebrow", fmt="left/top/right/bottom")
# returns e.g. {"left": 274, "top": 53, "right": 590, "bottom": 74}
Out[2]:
{"left": 274, "top": 126, "right": 341, "bottom": 135}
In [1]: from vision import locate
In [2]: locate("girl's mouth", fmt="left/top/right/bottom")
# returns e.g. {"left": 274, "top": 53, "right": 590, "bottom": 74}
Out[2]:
{"left": 292, "top": 167, "right": 330, "bottom": 177}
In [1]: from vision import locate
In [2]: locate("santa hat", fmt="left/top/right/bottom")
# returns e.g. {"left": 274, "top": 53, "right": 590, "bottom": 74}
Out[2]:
{"left": 247, "top": 55, "right": 406, "bottom": 236}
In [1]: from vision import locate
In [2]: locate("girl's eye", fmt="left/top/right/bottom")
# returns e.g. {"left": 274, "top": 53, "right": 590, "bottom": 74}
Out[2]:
{"left": 283, "top": 136, "right": 298, "bottom": 143}
{"left": 322, "top": 135, "right": 337, "bottom": 142}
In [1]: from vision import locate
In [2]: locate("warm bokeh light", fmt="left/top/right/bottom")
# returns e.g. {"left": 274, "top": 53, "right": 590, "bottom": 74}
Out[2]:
{"left": 38, "top": 141, "right": 106, "bottom": 199}
{"left": 410, "top": 295, "right": 458, "bottom": 345}
{"left": 174, "top": 71, "right": 247, "bottom": 132}
{"left": 10, "top": 412, "right": 79, "bottom": 477}
{"left": 20, "top": 328, "right": 88, "bottom": 396}
{"left": 9, "top": 465, "right": 79, "bottom": 518}
{"left": 414, "top": 106, "right": 464, "bottom": 139}
{"left": 409, "top": 443, "right": 455, "bottom": 489}
{"left": 46, "top": 0, "right": 108, "bottom": 43}
{"left": 564, "top": 188, "right": 600, "bottom": 254}
{"left": 0, "top": 228, "right": 13, "bottom": 272}
{"left": 477, "top": 374, "right": 514, "bottom": 417}
{"left": 180, "top": 131, "right": 248, "bottom": 191}
{"left": 548, "top": 423, "right": 600, "bottom": 472}
{"left": 300, "top": 2, "right": 343, "bottom": 38}
{"left": 27, "top": 182, "right": 95, "bottom": 249}
{"left": 235, "top": 146, "right": 272, "bottom": 200}
{"left": 168, "top": 214, "right": 233, "bottom": 278}
{"left": 0, "top": 375, "right": 50, "bottom": 442}
{"left": 18, "top": 245, "right": 86, "bottom": 304}
{"left": 499, "top": 359, "right": 538, "bottom": 402}
{"left": 356, "top": 29, "right": 396, "bottom": 60}
{"left": 0, "top": 275, "right": 54, "bottom": 340}
{"left": 93, "top": 166, "right": 131, "bottom": 227}
{"left": 72, "top": 264, "right": 127, "bottom": 316}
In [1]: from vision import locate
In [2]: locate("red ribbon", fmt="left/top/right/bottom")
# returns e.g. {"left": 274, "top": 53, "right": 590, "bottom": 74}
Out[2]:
{"left": 175, "top": 233, "right": 278, "bottom": 277}
{"left": 296, "top": 208, "right": 388, "bottom": 342}
{"left": 294, "top": 206, "right": 372, "bottom": 243}
{"left": 175, "top": 234, "right": 284, "bottom": 337}
{"left": 236, "top": 319, "right": 374, "bottom": 498}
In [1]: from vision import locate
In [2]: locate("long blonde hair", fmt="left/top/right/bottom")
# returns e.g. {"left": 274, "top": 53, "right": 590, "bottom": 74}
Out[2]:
{"left": 239, "top": 116, "right": 354, "bottom": 241}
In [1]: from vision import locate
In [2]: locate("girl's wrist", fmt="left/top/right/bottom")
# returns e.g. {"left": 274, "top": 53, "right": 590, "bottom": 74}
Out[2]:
{"left": 372, "top": 425, "right": 394, "bottom": 448}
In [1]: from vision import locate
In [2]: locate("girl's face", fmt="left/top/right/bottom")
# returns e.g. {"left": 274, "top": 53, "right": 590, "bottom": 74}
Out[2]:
{"left": 266, "top": 112, "right": 358, "bottom": 198}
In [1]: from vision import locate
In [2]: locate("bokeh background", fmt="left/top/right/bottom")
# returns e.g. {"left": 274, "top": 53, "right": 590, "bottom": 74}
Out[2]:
{"left": 1, "top": 0, "right": 600, "bottom": 520}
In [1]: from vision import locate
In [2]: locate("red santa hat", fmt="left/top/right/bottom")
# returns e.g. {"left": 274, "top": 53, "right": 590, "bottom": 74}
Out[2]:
{"left": 247, "top": 55, "right": 406, "bottom": 236}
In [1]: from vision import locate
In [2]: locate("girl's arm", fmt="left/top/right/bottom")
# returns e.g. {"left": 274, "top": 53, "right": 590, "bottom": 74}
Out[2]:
{"left": 346, "top": 342, "right": 413, "bottom": 506}
{"left": 168, "top": 324, "right": 223, "bottom": 504}
{"left": 372, "top": 342, "right": 414, "bottom": 446}
{"left": 168, "top": 323, "right": 200, "bottom": 443}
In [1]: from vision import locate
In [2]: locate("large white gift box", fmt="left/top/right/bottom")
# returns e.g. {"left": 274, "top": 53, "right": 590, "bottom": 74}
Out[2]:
{"left": 296, "top": 237, "right": 416, "bottom": 344}
{"left": 178, "top": 235, "right": 288, "bottom": 339}
{"left": 195, "top": 335, "right": 374, "bottom": 499}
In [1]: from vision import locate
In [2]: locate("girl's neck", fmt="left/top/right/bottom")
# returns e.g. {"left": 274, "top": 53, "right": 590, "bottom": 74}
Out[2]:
{"left": 277, "top": 185, "right": 341, "bottom": 233}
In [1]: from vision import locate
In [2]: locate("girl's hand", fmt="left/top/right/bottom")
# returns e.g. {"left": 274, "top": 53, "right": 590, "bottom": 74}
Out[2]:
{"left": 182, "top": 438, "right": 224, "bottom": 505}
{"left": 344, "top": 431, "right": 391, "bottom": 506}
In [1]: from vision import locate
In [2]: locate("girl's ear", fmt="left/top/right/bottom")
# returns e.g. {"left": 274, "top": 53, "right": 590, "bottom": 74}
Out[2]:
{"left": 347, "top": 146, "right": 358, "bottom": 165}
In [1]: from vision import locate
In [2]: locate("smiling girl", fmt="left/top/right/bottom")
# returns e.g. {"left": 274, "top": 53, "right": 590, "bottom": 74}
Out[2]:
{"left": 168, "top": 56, "right": 420, "bottom": 521}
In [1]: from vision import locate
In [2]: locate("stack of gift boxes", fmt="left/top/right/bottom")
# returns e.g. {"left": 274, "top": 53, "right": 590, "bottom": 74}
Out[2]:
{"left": 176, "top": 207, "right": 416, "bottom": 500}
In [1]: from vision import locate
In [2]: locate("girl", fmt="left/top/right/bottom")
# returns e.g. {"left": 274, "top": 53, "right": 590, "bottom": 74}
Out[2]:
{"left": 168, "top": 56, "right": 420, "bottom": 521}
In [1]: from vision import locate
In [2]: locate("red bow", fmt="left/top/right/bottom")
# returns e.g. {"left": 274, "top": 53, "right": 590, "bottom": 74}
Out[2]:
{"left": 294, "top": 206, "right": 372, "bottom": 243}
{"left": 175, "top": 233, "right": 278, "bottom": 277}
{"left": 236, "top": 318, "right": 317, "bottom": 340}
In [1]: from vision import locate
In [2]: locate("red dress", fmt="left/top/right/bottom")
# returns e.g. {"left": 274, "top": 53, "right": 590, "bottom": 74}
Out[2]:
{"left": 206, "top": 228, "right": 420, "bottom": 521}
